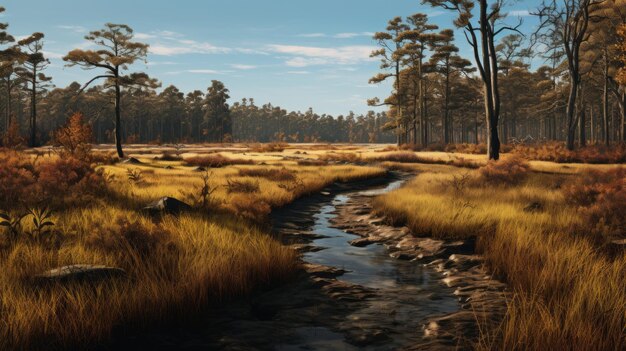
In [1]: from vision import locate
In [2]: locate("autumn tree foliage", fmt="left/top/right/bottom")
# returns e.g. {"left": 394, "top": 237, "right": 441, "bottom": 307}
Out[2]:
{"left": 617, "top": 24, "right": 626, "bottom": 85}
{"left": 53, "top": 113, "right": 93, "bottom": 157}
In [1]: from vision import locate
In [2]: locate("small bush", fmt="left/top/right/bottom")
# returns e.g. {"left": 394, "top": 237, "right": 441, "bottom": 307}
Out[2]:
{"left": 53, "top": 113, "right": 93, "bottom": 158}
{"left": 318, "top": 152, "right": 362, "bottom": 163}
{"left": 249, "top": 142, "right": 287, "bottom": 153}
{"left": 238, "top": 167, "right": 296, "bottom": 181}
{"left": 226, "top": 179, "right": 260, "bottom": 193}
{"left": 185, "top": 154, "right": 254, "bottom": 168}
{"left": 514, "top": 142, "right": 626, "bottom": 164}
{"left": 157, "top": 152, "right": 182, "bottom": 161}
{"left": 445, "top": 143, "right": 488, "bottom": 154}
{"left": 86, "top": 217, "right": 174, "bottom": 259}
{"left": 297, "top": 159, "right": 328, "bottom": 166}
{"left": 477, "top": 155, "right": 530, "bottom": 185}
{"left": 563, "top": 168, "right": 625, "bottom": 239}
{"left": 374, "top": 151, "right": 420, "bottom": 163}
{"left": 228, "top": 195, "right": 271, "bottom": 222}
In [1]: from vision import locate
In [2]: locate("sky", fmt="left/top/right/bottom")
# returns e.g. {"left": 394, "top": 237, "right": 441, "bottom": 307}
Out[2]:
{"left": 3, "top": 0, "right": 541, "bottom": 116}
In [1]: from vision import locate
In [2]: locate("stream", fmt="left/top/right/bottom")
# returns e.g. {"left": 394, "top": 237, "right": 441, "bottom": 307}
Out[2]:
{"left": 115, "top": 175, "right": 466, "bottom": 350}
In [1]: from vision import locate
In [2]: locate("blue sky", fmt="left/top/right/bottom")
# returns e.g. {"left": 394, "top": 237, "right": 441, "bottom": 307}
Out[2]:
{"left": 3, "top": 0, "right": 540, "bottom": 115}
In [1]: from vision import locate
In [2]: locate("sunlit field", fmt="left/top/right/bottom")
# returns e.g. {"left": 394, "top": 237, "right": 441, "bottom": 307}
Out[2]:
{"left": 1, "top": 142, "right": 625, "bottom": 350}
{"left": 373, "top": 159, "right": 625, "bottom": 350}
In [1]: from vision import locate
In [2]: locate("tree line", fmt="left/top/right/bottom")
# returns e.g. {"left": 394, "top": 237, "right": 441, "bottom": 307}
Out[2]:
{"left": 0, "top": 7, "right": 394, "bottom": 158}
{"left": 370, "top": 0, "right": 626, "bottom": 159}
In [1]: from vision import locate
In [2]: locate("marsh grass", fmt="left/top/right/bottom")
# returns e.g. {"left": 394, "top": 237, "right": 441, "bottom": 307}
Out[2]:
{"left": 373, "top": 164, "right": 626, "bottom": 350}
{"left": 0, "top": 148, "right": 386, "bottom": 350}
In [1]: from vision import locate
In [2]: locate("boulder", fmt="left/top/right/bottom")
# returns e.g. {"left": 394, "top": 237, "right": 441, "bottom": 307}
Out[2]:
{"left": 143, "top": 197, "right": 192, "bottom": 216}
{"left": 34, "top": 264, "right": 126, "bottom": 284}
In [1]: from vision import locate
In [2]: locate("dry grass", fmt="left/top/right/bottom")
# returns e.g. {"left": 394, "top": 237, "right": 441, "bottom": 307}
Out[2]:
{"left": 373, "top": 164, "right": 626, "bottom": 350}
{"left": 184, "top": 153, "right": 255, "bottom": 168}
{"left": 514, "top": 142, "right": 626, "bottom": 164}
{"left": 0, "top": 146, "right": 387, "bottom": 350}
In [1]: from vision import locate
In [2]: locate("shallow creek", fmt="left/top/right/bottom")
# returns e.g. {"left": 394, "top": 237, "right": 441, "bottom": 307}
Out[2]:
{"left": 114, "top": 175, "right": 471, "bottom": 350}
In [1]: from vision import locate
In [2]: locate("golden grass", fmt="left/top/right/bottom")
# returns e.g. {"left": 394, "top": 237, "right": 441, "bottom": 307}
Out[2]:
{"left": 0, "top": 146, "right": 386, "bottom": 350}
{"left": 0, "top": 206, "right": 297, "bottom": 350}
{"left": 373, "top": 165, "right": 626, "bottom": 350}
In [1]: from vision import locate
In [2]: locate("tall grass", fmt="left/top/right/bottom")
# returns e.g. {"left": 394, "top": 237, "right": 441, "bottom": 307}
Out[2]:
{"left": 0, "top": 207, "right": 297, "bottom": 350}
{"left": 374, "top": 166, "right": 626, "bottom": 350}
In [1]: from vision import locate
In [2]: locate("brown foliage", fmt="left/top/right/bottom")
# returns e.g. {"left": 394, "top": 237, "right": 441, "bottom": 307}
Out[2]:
{"left": 514, "top": 142, "right": 626, "bottom": 164}
{"left": 227, "top": 195, "right": 271, "bottom": 222}
{"left": 2, "top": 120, "right": 25, "bottom": 149}
{"left": 318, "top": 152, "right": 362, "bottom": 163}
{"left": 296, "top": 159, "right": 328, "bottom": 166}
{"left": 0, "top": 151, "right": 105, "bottom": 208}
{"left": 564, "top": 168, "right": 626, "bottom": 239}
{"left": 86, "top": 217, "right": 174, "bottom": 260}
{"left": 478, "top": 155, "right": 530, "bottom": 185}
{"left": 238, "top": 167, "right": 296, "bottom": 181}
{"left": 53, "top": 113, "right": 93, "bottom": 158}
{"left": 184, "top": 154, "right": 254, "bottom": 168}
{"left": 249, "top": 142, "right": 287, "bottom": 153}
{"left": 226, "top": 179, "right": 260, "bottom": 193}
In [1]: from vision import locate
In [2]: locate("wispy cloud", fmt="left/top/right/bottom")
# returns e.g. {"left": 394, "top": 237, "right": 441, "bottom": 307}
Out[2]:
{"left": 509, "top": 10, "right": 531, "bottom": 17}
{"left": 230, "top": 64, "right": 257, "bottom": 70}
{"left": 42, "top": 50, "right": 65, "bottom": 59}
{"left": 297, "top": 32, "right": 374, "bottom": 39}
{"left": 57, "top": 25, "right": 87, "bottom": 33}
{"left": 286, "top": 70, "right": 311, "bottom": 75}
{"left": 267, "top": 44, "right": 376, "bottom": 67}
{"left": 165, "top": 69, "right": 232, "bottom": 75}
{"left": 298, "top": 33, "right": 326, "bottom": 38}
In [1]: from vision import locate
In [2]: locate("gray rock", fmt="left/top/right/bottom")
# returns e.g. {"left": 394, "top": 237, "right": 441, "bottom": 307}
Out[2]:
{"left": 143, "top": 197, "right": 192, "bottom": 216}
{"left": 34, "top": 264, "right": 126, "bottom": 284}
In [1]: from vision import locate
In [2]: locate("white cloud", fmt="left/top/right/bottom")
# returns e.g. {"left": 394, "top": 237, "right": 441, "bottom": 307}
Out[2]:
{"left": 267, "top": 44, "right": 376, "bottom": 67}
{"left": 509, "top": 10, "right": 531, "bottom": 17}
{"left": 57, "top": 25, "right": 87, "bottom": 33}
{"left": 150, "top": 41, "right": 231, "bottom": 56}
{"left": 298, "top": 33, "right": 327, "bottom": 38}
{"left": 42, "top": 50, "right": 65, "bottom": 59}
{"left": 286, "top": 70, "right": 311, "bottom": 75}
{"left": 165, "top": 69, "right": 231, "bottom": 75}
{"left": 297, "top": 32, "right": 375, "bottom": 39}
{"left": 231, "top": 64, "right": 257, "bottom": 70}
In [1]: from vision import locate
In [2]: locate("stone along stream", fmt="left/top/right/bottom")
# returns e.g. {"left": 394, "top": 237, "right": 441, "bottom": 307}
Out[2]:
{"left": 115, "top": 175, "right": 504, "bottom": 350}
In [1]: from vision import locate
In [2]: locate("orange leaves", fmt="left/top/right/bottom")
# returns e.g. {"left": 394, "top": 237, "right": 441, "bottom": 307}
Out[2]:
{"left": 53, "top": 112, "right": 93, "bottom": 157}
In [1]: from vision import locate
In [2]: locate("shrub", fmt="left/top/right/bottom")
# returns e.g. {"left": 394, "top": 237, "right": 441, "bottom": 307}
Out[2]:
{"left": 0, "top": 152, "right": 106, "bottom": 208}
{"left": 249, "top": 142, "right": 287, "bottom": 153}
{"left": 514, "top": 142, "right": 626, "bottom": 164}
{"left": 238, "top": 167, "right": 296, "bottom": 181}
{"left": 477, "top": 155, "right": 530, "bottom": 185}
{"left": 297, "top": 159, "right": 328, "bottom": 166}
{"left": 0, "top": 151, "right": 37, "bottom": 206}
{"left": 445, "top": 143, "right": 488, "bottom": 155}
{"left": 2, "top": 120, "right": 25, "bottom": 149}
{"left": 86, "top": 217, "right": 174, "bottom": 260}
{"left": 563, "top": 168, "right": 625, "bottom": 239}
{"left": 374, "top": 151, "right": 420, "bottom": 163}
{"left": 228, "top": 195, "right": 271, "bottom": 222}
{"left": 226, "top": 179, "right": 260, "bottom": 193}
{"left": 53, "top": 113, "right": 93, "bottom": 158}
{"left": 157, "top": 152, "right": 182, "bottom": 161}
{"left": 318, "top": 152, "right": 362, "bottom": 163}
{"left": 184, "top": 154, "right": 254, "bottom": 168}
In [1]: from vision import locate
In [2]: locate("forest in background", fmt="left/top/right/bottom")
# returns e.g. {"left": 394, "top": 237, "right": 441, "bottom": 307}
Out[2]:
{"left": 0, "top": 1, "right": 625, "bottom": 159}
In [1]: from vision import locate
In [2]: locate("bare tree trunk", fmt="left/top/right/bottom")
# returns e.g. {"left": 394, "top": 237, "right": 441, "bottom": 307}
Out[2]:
{"left": 114, "top": 76, "right": 124, "bottom": 158}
